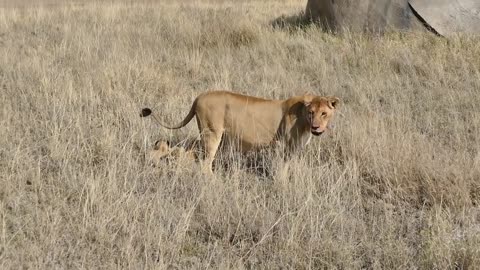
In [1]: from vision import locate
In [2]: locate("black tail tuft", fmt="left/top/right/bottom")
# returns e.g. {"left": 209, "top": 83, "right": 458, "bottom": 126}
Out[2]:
{"left": 140, "top": 108, "right": 152, "bottom": 117}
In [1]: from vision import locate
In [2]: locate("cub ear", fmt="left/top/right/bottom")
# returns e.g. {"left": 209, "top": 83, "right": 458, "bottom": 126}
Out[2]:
{"left": 327, "top": 96, "right": 340, "bottom": 109}
{"left": 153, "top": 140, "right": 171, "bottom": 151}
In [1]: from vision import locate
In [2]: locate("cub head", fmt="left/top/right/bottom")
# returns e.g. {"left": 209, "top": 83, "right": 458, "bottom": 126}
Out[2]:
{"left": 148, "top": 139, "right": 198, "bottom": 165}
{"left": 303, "top": 95, "right": 340, "bottom": 136}
{"left": 149, "top": 140, "right": 173, "bottom": 163}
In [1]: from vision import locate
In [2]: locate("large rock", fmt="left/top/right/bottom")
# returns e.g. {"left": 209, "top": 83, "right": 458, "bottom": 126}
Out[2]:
{"left": 305, "top": 0, "right": 480, "bottom": 35}
{"left": 409, "top": 0, "right": 480, "bottom": 36}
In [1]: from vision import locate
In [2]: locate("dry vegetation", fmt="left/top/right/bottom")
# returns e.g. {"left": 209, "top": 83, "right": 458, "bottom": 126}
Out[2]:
{"left": 1, "top": 0, "right": 480, "bottom": 268}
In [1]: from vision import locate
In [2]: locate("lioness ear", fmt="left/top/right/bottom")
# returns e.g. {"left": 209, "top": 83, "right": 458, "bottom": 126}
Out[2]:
{"left": 327, "top": 96, "right": 340, "bottom": 109}
{"left": 303, "top": 95, "right": 314, "bottom": 107}
{"left": 302, "top": 91, "right": 313, "bottom": 96}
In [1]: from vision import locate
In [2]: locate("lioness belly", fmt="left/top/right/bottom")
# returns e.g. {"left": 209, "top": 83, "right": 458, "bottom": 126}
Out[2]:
{"left": 222, "top": 133, "right": 272, "bottom": 153}
{"left": 224, "top": 109, "right": 283, "bottom": 151}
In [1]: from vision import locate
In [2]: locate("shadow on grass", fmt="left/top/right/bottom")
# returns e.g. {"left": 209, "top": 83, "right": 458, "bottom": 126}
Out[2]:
{"left": 214, "top": 152, "right": 275, "bottom": 179}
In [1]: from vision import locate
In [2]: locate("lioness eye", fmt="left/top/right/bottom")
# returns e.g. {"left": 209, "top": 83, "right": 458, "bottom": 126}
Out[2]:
{"left": 321, "top": 112, "right": 327, "bottom": 116}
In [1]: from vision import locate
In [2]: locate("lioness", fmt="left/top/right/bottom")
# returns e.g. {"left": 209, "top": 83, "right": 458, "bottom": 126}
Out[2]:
{"left": 141, "top": 90, "right": 340, "bottom": 174}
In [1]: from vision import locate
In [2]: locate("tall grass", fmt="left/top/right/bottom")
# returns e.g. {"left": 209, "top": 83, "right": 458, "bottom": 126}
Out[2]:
{"left": 1, "top": 0, "right": 480, "bottom": 268}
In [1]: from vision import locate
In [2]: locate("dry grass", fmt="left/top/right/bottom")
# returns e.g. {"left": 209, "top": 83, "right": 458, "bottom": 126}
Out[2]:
{"left": 1, "top": 0, "right": 480, "bottom": 268}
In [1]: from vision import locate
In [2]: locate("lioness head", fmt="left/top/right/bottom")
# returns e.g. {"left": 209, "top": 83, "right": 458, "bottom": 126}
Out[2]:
{"left": 303, "top": 95, "right": 340, "bottom": 136}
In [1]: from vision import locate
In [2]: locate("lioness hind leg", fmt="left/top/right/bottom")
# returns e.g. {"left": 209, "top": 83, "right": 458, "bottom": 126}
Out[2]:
{"left": 200, "top": 129, "right": 223, "bottom": 175}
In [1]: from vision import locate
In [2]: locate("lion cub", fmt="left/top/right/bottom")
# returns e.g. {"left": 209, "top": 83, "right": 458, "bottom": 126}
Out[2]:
{"left": 148, "top": 137, "right": 200, "bottom": 166}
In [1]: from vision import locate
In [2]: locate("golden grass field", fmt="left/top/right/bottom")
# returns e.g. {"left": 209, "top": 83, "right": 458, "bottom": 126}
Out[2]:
{"left": 1, "top": 0, "right": 480, "bottom": 268}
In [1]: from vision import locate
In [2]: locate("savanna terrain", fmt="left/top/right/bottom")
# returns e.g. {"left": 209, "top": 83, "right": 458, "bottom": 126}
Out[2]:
{"left": 1, "top": 0, "right": 480, "bottom": 268}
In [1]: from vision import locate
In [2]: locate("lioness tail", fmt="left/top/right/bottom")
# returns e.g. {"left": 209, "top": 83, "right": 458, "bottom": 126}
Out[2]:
{"left": 140, "top": 99, "right": 197, "bottom": 130}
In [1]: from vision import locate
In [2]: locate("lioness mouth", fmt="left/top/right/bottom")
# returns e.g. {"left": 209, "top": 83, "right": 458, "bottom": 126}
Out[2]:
{"left": 311, "top": 127, "right": 324, "bottom": 136}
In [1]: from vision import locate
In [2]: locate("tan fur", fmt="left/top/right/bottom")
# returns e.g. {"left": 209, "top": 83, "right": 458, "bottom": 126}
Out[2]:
{"left": 150, "top": 90, "right": 340, "bottom": 174}
{"left": 148, "top": 139, "right": 199, "bottom": 165}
